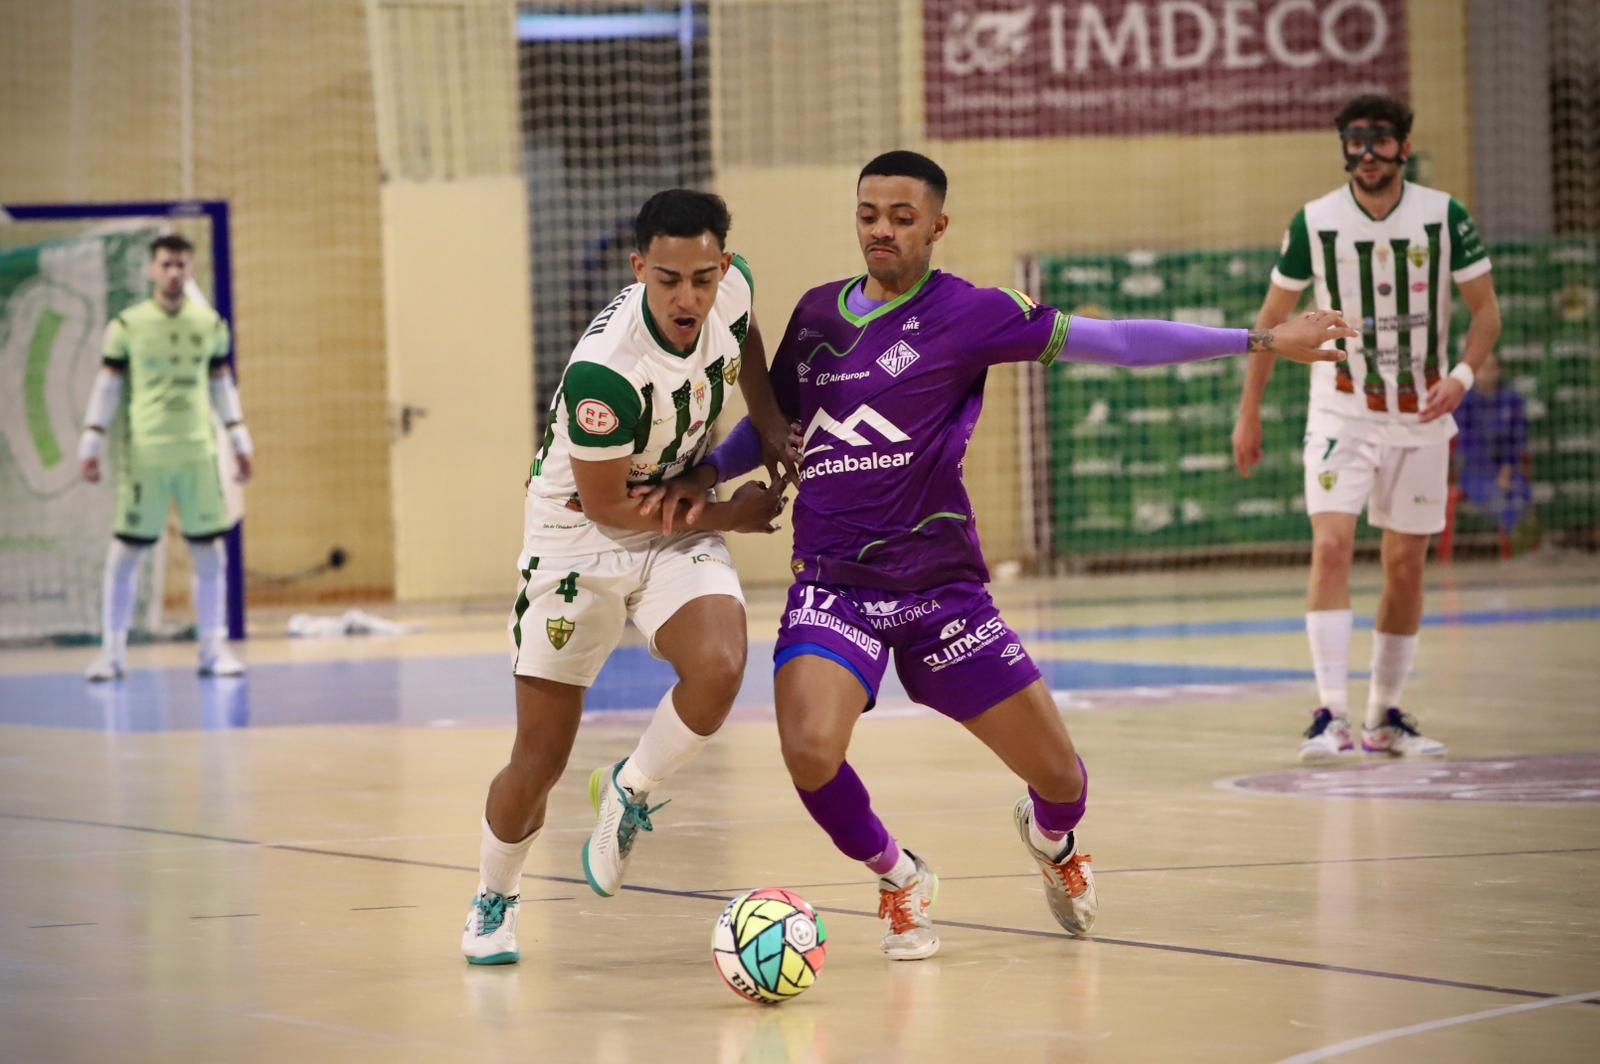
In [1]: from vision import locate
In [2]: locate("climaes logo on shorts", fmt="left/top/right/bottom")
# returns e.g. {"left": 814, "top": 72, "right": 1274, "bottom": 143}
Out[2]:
{"left": 922, "top": 616, "right": 1007, "bottom": 672}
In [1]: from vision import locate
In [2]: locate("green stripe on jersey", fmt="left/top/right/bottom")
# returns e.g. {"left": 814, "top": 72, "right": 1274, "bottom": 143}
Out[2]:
{"left": 657, "top": 380, "right": 694, "bottom": 464}
{"left": 1391, "top": 238, "right": 1417, "bottom": 411}
{"left": 1317, "top": 229, "right": 1356, "bottom": 394}
{"left": 1353, "top": 240, "right": 1386, "bottom": 410}
{"left": 1425, "top": 222, "right": 1443, "bottom": 384}
{"left": 706, "top": 357, "right": 726, "bottom": 428}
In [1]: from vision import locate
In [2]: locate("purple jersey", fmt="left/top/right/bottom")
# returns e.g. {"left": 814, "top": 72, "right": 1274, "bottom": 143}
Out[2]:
{"left": 772, "top": 270, "right": 1066, "bottom": 592}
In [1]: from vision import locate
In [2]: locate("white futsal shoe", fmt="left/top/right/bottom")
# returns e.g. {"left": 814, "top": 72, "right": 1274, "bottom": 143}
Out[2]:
{"left": 461, "top": 885, "right": 520, "bottom": 965}
{"left": 1299, "top": 707, "right": 1357, "bottom": 763}
{"left": 582, "top": 759, "right": 667, "bottom": 898}
{"left": 1014, "top": 797, "right": 1097, "bottom": 937}
{"left": 878, "top": 850, "right": 940, "bottom": 960}
{"left": 198, "top": 647, "right": 245, "bottom": 677}
{"left": 84, "top": 655, "right": 125, "bottom": 682}
{"left": 1362, "top": 708, "right": 1446, "bottom": 757}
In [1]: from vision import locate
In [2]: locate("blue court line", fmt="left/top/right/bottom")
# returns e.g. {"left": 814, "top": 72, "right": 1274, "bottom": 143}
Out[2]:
{"left": 0, "top": 653, "right": 1312, "bottom": 732}
{"left": 0, "top": 810, "right": 1585, "bottom": 1006}
{"left": 1029, "top": 604, "right": 1600, "bottom": 643}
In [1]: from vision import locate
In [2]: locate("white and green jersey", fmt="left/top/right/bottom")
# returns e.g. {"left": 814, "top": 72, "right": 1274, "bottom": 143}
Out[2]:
{"left": 1272, "top": 181, "right": 1491, "bottom": 444}
{"left": 523, "top": 255, "right": 753, "bottom": 552}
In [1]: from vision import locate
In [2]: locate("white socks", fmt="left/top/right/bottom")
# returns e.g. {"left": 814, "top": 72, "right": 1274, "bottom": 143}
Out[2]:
{"left": 100, "top": 539, "right": 145, "bottom": 662}
{"left": 617, "top": 688, "right": 713, "bottom": 794}
{"left": 190, "top": 537, "right": 227, "bottom": 660}
{"left": 1030, "top": 815, "right": 1069, "bottom": 857}
{"left": 1305, "top": 609, "right": 1353, "bottom": 716}
{"left": 878, "top": 849, "right": 916, "bottom": 886}
{"left": 480, "top": 816, "right": 538, "bottom": 896}
{"left": 1367, "top": 631, "right": 1418, "bottom": 727}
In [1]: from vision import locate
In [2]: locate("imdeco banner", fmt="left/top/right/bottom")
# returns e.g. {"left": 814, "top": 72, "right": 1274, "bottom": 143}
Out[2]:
{"left": 925, "top": 0, "right": 1409, "bottom": 138}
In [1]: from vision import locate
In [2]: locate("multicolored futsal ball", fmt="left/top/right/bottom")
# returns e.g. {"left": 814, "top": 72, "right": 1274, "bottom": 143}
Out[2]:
{"left": 711, "top": 888, "right": 828, "bottom": 1004}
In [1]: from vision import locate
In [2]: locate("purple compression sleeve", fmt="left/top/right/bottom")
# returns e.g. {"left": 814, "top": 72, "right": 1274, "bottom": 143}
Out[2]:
{"left": 1064, "top": 316, "right": 1249, "bottom": 367}
{"left": 701, "top": 417, "right": 764, "bottom": 483}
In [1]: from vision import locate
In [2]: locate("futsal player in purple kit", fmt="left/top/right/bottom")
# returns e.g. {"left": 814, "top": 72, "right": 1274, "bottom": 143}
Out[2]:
{"left": 640, "top": 151, "right": 1353, "bottom": 958}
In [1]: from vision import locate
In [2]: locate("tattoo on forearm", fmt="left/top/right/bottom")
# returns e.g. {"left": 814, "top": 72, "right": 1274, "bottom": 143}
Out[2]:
{"left": 1248, "top": 330, "right": 1276, "bottom": 353}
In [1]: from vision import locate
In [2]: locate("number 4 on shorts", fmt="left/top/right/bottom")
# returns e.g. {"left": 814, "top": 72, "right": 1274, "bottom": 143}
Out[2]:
{"left": 1323, "top": 437, "right": 1339, "bottom": 461}
{"left": 557, "top": 573, "right": 580, "bottom": 603}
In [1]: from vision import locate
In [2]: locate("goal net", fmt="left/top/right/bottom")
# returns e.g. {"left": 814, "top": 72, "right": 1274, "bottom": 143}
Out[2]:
{"left": 0, "top": 202, "right": 243, "bottom": 642}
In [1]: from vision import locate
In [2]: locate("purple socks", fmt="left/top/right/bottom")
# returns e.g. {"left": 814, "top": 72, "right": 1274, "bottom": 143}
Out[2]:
{"left": 796, "top": 761, "right": 891, "bottom": 862}
{"left": 1029, "top": 756, "right": 1088, "bottom": 839}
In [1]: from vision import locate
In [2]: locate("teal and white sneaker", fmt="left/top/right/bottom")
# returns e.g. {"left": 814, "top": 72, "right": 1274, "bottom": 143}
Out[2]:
{"left": 461, "top": 886, "right": 520, "bottom": 965}
{"left": 582, "top": 759, "right": 667, "bottom": 897}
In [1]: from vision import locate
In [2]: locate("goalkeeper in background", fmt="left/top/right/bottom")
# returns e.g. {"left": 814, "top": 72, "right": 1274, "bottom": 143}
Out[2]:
{"left": 78, "top": 234, "right": 254, "bottom": 680}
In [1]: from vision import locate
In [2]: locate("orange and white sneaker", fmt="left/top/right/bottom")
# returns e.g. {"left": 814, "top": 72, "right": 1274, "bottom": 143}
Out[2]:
{"left": 877, "top": 850, "right": 940, "bottom": 960}
{"left": 1013, "top": 796, "right": 1097, "bottom": 936}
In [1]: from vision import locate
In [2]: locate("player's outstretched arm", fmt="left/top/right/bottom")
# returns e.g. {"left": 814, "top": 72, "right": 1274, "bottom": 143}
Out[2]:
{"left": 1059, "top": 311, "right": 1351, "bottom": 370}
{"left": 77, "top": 365, "right": 126, "bottom": 483}
{"left": 1247, "top": 310, "right": 1355, "bottom": 364}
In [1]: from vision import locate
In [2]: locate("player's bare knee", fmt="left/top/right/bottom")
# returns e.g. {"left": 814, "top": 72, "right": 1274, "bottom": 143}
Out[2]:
{"left": 1311, "top": 532, "right": 1354, "bottom": 576}
{"left": 676, "top": 637, "right": 746, "bottom": 700}
{"left": 1030, "top": 757, "right": 1085, "bottom": 804}
{"left": 779, "top": 733, "right": 845, "bottom": 793}
{"left": 507, "top": 733, "right": 570, "bottom": 789}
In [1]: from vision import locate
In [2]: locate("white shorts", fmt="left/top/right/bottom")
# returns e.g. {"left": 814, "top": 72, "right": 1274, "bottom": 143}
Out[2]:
{"left": 1302, "top": 417, "right": 1450, "bottom": 535}
{"left": 506, "top": 530, "right": 744, "bottom": 686}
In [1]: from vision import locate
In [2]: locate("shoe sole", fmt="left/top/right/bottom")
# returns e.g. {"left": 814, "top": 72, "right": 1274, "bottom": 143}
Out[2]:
{"left": 465, "top": 951, "right": 520, "bottom": 966}
{"left": 582, "top": 766, "right": 614, "bottom": 898}
{"left": 1299, "top": 747, "right": 1357, "bottom": 763}
{"left": 884, "top": 936, "right": 941, "bottom": 961}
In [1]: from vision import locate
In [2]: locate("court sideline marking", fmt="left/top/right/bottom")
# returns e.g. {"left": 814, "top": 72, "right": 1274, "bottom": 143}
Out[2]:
{"left": 1273, "top": 989, "right": 1600, "bottom": 1063}
{"left": 3, "top": 810, "right": 1592, "bottom": 1007}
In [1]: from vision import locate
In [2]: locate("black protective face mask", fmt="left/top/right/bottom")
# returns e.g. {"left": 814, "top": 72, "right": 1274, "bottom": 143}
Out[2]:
{"left": 1340, "top": 124, "right": 1406, "bottom": 171}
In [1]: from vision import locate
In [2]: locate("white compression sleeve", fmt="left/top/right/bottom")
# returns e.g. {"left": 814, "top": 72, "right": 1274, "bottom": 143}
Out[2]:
{"left": 209, "top": 371, "right": 245, "bottom": 425}
{"left": 83, "top": 368, "right": 124, "bottom": 430}
{"left": 209, "top": 371, "right": 253, "bottom": 457}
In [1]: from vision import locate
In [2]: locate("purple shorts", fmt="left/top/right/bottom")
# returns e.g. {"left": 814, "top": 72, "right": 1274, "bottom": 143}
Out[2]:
{"left": 773, "top": 579, "right": 1042, "bottom": 722}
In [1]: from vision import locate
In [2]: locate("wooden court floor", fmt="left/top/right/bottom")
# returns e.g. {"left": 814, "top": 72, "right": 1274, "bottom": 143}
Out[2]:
{"left": 2, "top": 558, "right": 1598, "bottom": 1063}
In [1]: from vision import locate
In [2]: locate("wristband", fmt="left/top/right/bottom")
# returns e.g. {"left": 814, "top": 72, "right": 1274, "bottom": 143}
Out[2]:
{"left": 1449, "top": 362, "right": 1475, "bottom": 392}
{"left": 228, "top": 423, "right": 254, "bottom": 458}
